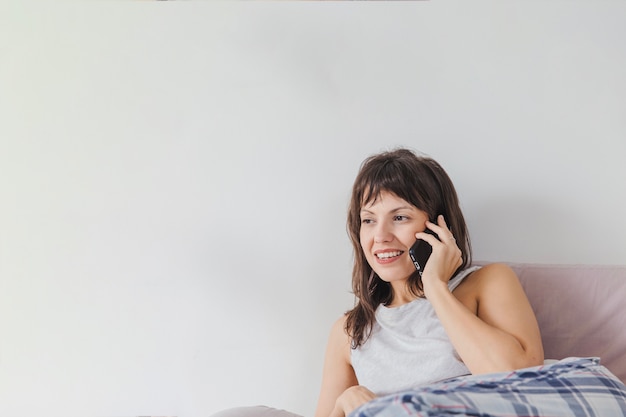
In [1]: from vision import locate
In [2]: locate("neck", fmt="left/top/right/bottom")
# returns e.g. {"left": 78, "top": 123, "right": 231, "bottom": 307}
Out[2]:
{"left": 387, "top": 282, "right": 422, "bottom": 307}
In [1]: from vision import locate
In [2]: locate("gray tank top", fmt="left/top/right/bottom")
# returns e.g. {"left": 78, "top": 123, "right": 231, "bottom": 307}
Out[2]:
{"left": 351, "top": 266, "right": 480, "bottom": 395}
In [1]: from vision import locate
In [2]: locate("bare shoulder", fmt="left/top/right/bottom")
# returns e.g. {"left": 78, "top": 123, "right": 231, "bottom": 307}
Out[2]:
{"left": 328, "top": 314, "right": 352, "bottom": 361}
{"left": 330, "top": 314, "right": 349, "bottom": 338}
{"left": 454, "top": 263, "right": 522, "bottom": 309}
{"left": 460, "top": 263, "right": 520, "bottom": 289}
{"left": 463, "top": 263, "right": 538, "bottom": 331}
{"left": 473, "top": 262, "right": 519, "bottom": 282}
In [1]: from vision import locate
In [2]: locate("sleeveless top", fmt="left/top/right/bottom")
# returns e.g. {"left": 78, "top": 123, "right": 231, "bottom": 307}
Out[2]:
{"left": 351, "top": 266, "right": 481, "bottom": 396}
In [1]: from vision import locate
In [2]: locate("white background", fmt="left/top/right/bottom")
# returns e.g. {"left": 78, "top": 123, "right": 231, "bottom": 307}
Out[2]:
{"left": 1, "top": 1, "right": 625, "bottom": 416}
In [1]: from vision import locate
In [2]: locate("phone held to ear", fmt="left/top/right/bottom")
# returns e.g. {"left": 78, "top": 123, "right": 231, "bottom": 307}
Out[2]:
{"left": 409, "top": 229, "right": 439, "bottom": 276}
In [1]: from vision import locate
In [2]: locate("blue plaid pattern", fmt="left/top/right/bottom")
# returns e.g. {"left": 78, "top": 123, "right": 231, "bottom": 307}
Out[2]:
{"left": 350, "top": 357, "right": 626, "bottom": 417}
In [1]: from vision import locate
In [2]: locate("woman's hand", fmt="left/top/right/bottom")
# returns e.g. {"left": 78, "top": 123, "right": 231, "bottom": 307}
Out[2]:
{"left": 329, "top": 385, "right": 376, "bottom": 417}
{"left": 415, "top": 215, "right": 463, "bottom": 294}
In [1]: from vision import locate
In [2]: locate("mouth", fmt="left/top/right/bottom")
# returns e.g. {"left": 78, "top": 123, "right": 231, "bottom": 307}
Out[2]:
{"left": 375, "top": 250, "right": 404, "bottom": 260}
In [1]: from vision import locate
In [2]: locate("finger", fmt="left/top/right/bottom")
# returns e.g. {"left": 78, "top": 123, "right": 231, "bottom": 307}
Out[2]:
{"left": 426, "top": 216, "right": 449, "bottom": 235}
{"left": 426, "top": 218, "right": 456, "bottom": 244}
{"left": 437, "top": 214, "right": 448, "bottom": 228}
{"left": 415, "top": 230, "right": 440, "bottom": 246}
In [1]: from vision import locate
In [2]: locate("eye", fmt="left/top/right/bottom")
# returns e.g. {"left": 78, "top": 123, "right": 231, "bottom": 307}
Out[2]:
{"left": 393, "top": 215, "right": 409, "bottom": 221}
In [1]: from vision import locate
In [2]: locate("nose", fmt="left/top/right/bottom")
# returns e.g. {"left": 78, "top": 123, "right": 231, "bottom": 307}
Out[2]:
{"left": 373, "top": 221, "right": 393, "bottom": 244}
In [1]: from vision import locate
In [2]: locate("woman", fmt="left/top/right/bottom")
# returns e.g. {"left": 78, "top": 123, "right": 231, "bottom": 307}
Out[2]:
{"left": 315, "top": 148, "right": 543, "bottom": 417}
{"left": 212, "top": 148, "right": 544, "bottom": 417}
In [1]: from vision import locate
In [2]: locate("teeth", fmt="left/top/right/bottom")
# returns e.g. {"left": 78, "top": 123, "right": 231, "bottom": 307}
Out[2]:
{"left": 376, "top": 251, "right": 403, "bottom": 259}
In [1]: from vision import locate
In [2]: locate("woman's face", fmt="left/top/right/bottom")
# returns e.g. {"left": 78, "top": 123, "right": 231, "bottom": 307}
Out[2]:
{"left": 359, "top": 190, "right": 429, "bottom": 284}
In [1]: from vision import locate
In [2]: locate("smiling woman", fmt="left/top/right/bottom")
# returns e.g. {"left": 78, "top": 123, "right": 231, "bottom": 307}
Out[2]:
{"left": 314, "top": 148, "right": 543, "bottom": 417}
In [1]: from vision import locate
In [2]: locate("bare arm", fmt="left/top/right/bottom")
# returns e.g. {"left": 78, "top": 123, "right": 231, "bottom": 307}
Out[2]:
{"left": 314, "top": 316, "right": 360, "bottom": 417}
{"left": 426, "top": 263, "right": 544, "bottom": 373}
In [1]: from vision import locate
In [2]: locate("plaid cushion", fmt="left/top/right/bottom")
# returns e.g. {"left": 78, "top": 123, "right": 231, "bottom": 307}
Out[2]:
{"left": 351, "top": 357, "right": 626, "bottom": 417}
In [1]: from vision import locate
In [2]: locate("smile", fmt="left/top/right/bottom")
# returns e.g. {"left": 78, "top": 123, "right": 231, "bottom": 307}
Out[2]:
{"left": 375, "top": 251, "right": 404, "bottom": 259}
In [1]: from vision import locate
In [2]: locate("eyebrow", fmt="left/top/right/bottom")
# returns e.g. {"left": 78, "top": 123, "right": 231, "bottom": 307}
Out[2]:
{"left": 360, "top": 205, "right": 414, "bottom": 215}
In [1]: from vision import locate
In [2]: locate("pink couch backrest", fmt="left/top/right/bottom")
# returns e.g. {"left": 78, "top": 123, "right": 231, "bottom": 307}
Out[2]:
{"left": 504, "top": 263, "right": 626, "bottom": 384}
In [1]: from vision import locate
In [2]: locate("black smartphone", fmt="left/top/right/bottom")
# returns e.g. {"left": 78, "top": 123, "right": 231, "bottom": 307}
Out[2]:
{"left": 409, "top": 229, "right": 438, "bottom": 275}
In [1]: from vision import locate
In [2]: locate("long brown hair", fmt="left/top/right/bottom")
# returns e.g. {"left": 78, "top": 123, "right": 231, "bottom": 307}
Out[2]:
{"left": 345, "top": 148, "right": 472, "bottom": 348}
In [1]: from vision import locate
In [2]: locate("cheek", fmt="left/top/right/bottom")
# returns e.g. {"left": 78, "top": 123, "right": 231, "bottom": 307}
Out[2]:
{"left": 359, "top": 233, "right": 376, "bottom": 265}
{"left": 359, "top": 230, "right": 372, "bottom": 249}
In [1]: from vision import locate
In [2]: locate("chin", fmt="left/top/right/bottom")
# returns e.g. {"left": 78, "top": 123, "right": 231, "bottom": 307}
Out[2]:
{"left": 376, "top": 272, "right": 411, "bottom": 284}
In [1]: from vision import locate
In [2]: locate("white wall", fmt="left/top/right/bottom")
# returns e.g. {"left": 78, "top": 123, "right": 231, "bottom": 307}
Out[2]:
{"left": 1, "top": 1, "right": 625, "bottom": 416}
